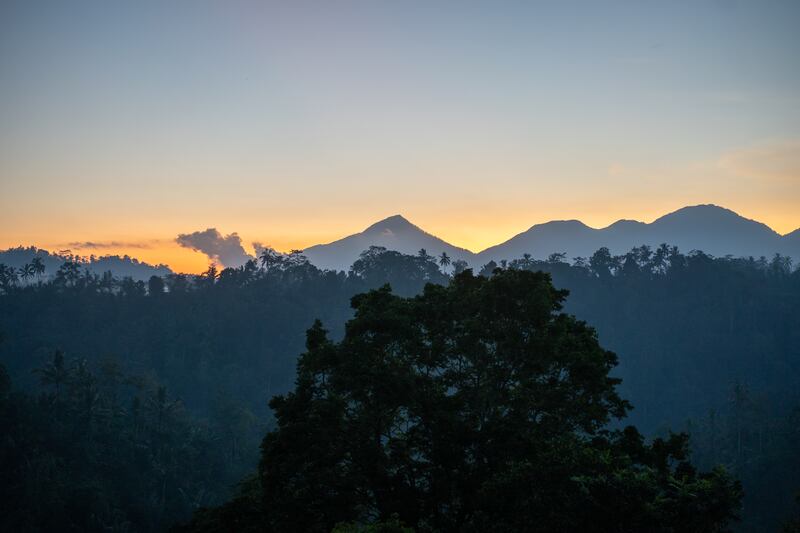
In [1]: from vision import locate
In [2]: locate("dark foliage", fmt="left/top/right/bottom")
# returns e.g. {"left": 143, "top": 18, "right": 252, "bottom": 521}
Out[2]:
{"left": 1, "top": 244, "right": 798, "bottom": 530}
{"left": 187, "top": 269, "right": 741, "bottom": 532}
{"left": 0, "top": 353, "right": 260, "bottom": 531}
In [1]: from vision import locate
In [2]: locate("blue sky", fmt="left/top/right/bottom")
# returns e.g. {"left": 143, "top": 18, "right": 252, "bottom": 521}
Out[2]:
{"left": 1, "top": 1, "right": 798, "bottom": 271}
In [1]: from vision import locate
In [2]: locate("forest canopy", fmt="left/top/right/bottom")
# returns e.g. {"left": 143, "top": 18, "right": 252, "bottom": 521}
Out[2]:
{"left": 0, "top": 245, "right": 798, "bottom": 531}
{"left": 186, "top": 269, "right": 742, "bottom": 532}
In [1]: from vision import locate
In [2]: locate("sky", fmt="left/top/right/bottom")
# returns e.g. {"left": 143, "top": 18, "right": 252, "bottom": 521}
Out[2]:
{"left": 1, "top": 0, "right": 798, "bottom": 273}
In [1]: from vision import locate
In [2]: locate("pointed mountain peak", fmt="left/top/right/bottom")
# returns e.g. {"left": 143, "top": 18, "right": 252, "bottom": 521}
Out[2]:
{"left": 364, "top": 214, "right": 417, "bottom": 233}
{"left": 303, "top": 214, "right": 475, "bottom": 271}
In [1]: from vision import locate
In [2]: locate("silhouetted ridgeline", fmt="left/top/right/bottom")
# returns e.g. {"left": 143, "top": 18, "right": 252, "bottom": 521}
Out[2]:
{"left": 0, "top": 246, "right": 171, "bottom": 281}
{"left": 0, "top": 244, "right": 798, "bottom": 531}
{"left": 303, "top": 205, "right": 800, "bottom": 271}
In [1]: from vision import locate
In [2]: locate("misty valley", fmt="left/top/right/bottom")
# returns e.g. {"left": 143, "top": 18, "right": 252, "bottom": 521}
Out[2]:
{"left": 1, "top": 241, "right": 798, "bottom": 532}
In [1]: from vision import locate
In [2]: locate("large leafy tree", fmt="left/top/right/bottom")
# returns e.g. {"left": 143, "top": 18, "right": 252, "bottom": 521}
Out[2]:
{"left": 192, "top": 269, "right": 741, "bottom": 532}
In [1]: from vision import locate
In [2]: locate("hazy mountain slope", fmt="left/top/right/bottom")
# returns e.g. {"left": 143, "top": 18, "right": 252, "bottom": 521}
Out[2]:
{"left": 781, "top": 228, "right": 800, "bottom": 259}
{"left": 0, "top": 247, "right": 66, "bottom": 275}
{"left": 84, "top": 255, "right": 172, "bottom": 280}
{"left": 5, "top": 206, "right": 796, "bottom": 275}
{"left": 646, "top": 205, "right": 781, "bottom": 258}
{"left": 477, "top": 220, "right": 601, "bottom": 264}
{"left": 302, "top": 215, "right": 476, "bottom": 271}
{"left": 477, "top": 205, "right": 791, "bottom": 263}
{"left": 0, "top": 246, "right": 172, "bottom": 281}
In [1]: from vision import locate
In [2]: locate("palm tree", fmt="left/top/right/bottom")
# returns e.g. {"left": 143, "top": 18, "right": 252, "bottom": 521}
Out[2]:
{"left": 651, "top": 244, "right": 670, "bottom": 275}
{"left": 259, "top": 248, "right": 283, "bottom": 271}
{"left": 0, "top": 264, "right": 19, "bottom": 292}
{"left": 522, "top": 253, "right": 532, "bottom": 267}
{"left": 31, "top": 256, "right": 45, "bottom": 282}
{"left": 438, "top": 252, "right": 451, "bottom": 271}
{"left": 18, "top": 263, "right": 34, "bottom": 283}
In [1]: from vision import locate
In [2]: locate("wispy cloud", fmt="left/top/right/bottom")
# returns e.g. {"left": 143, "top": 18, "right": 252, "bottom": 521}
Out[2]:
{"left": 176, "top": 228, "right": 254, "bottom": 268}
{"left": 719, "top": 139, "right": 800, "bottom": 184}
{"left": 67, "top": 241, "right": 154, "bottom": 249}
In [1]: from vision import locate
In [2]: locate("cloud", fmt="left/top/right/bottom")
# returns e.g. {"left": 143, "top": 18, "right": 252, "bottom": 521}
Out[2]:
{"left": 176, "top": 228, "right": 253, "bottom": 267}
{"left": 68, "top": 241, "right": 153, "bottom": 249}
{"left": 719, "top": 139, "right": 800, "bottom": 184}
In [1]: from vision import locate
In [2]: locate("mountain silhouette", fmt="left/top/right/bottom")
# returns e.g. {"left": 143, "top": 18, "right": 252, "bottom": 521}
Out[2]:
{"left": 3, "top": 206, "right": 797, "bottom": 275}
{"left": 302, "top": 215, "right": 476, "bottom": 271}
{"left": 783, "top": 228, "right": 800, "bottom": 258}
{"left": 0, "top": 246, "right": 171, "bottom": 281}
{"left": 478, "top": 205, "right": 788, "bottom": 263}
{"left": 304, "top": 205, "right": 799, "bottom": 271}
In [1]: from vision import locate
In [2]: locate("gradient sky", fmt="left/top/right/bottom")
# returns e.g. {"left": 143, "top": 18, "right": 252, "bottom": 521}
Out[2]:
{"left": 1, "top": 0, "right": 798, "bottom": 273}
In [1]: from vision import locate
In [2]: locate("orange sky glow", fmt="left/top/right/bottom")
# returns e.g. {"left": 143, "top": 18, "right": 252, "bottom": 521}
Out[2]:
{"left": 2, "top": 195, "right": 797, "bottom": 274}
{"left": 1, "top": 3, "right": 798, "bottom": 274}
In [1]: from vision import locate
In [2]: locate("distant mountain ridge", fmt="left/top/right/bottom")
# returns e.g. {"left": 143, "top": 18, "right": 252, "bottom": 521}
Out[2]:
{"left": 476, "top": 205, "right": 791, "bottom": 265}
{"left": 0, "top": 246, "right": 171, "bottom": 281}
{"left": 3, "top": 205, "right": 797, "bottom": 274}
{"left": 303, "top": 205, "right": 800, "bottom": 271}
{"left": 303, "top": 215, "right": 475, "bottom": 271}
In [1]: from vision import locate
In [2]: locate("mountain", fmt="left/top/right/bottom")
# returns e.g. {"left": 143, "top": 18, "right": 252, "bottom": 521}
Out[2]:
{"left": 782, "top": 228, "right": 800, "bottom": 260}
{"left": 0, "top": 246, "right": 172, "bottom": 281}
{"left": 302, "top": 205, "right": 799, "bottom": 271}
{"left": 302, "top": 215, "right": 477, "bottom": 271}
{"left": 477, "top": 204, "right": 792, "bottom": 264}
{"left": 4, "top": 206, "right": 796, "bottom": 276}
{"left": 477, "top": 218, "right": 644, "bottom": 264}
{"left": 647, "top": 205, "right": 783, "bottom": 257}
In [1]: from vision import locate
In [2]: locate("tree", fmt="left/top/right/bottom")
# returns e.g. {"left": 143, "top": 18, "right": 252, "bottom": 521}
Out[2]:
{"left": 547, "top": 252, "right": 567, "bottom": 264}
{"left": 259, "top": 248, "right": 285, "bottom": 271}
{"left": 31, "top": 256, "right": 46, "bottom": 282}
{"left": 99, "top": 270, "right": 116, "bottom": 293}
{"left": 451, "top": 259, "right": 469, "bottom": 275}
{"left": 119, "top": 276, "right": 146, "bottom": 297}
{"left": 589, "top": 247, "right": 614, "bottom": 279}
{"left": 35, "top": 349, "right": 71, "bottom": 400}
{"left": 438, "top": 252, "right": 451, "bottom": 272}
{"left": 148, "top": 275, "right": 165, "bottom": 296}
{"left": 350, "top": 247, "right": 448, "bottom": 296}
{"left": 0, "top": 263, "right": 18, "bottom": 292}
{"left": 194, "top": 269, "right": 741, "bottom": 532}
{"left": 165, "top": 272, "right": 190, "bottom": 293}
{"left": 55, "top": 260, "right": 82, "bottom": 287}
{"left": 478, "top": 260, "right": 497, "bottom": 277}
{"left": 18, "top": 263, "right": 34, "bottom": 283}
{"left": 651, "top": 243, "right": 670, "bottom": 274}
